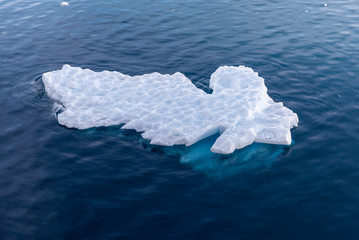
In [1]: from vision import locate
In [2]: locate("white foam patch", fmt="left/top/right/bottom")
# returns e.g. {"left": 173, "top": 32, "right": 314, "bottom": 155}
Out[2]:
{"left": 42, "top": 65, "right": 299, "bottom": 154}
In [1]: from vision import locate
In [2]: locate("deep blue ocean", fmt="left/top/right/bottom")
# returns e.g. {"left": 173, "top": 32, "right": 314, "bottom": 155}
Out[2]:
{"left": 1, "top": 0, "right": 359, "bottom": 239}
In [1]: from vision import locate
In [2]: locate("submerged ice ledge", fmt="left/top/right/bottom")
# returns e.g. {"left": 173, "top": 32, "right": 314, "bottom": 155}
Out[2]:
{"left": 42, "top": 65, "right": 298, "bottom": 154}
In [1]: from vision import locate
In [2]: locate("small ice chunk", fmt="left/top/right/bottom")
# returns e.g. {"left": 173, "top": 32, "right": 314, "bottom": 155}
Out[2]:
{"left": 61, "top": 2, "right": 69, "bottom": 7}
{"left": 42, "top": 65, "right": 299, "bottom": 154}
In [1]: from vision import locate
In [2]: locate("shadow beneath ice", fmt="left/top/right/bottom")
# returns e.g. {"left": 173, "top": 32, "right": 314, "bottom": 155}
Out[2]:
{"left": 141, "top": 133, "right": 293, "bottom": 178}
{"left": 61, "top": 125, "right": 293, "bottom": 178}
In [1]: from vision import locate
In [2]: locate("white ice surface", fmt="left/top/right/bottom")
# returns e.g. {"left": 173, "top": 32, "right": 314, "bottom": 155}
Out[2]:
{"left": 60, "top": 2, "right": 69, "bottom": 7}
{"left": 42, "top": 65, "right": 299, "bottom": 154}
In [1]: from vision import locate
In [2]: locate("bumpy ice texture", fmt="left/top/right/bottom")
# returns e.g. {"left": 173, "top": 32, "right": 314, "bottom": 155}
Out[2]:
{"left": 42, "top": 65, "right": 298, "bottom": 154}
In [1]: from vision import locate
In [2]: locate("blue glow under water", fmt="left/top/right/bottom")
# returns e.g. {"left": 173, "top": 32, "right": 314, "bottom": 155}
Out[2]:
{"left": 1, "top": 0, "right": 359, "bottom": 239}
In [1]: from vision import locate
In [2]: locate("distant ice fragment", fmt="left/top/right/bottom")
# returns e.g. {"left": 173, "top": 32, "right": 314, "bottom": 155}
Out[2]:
{"left": 61, "top": 2, "right": 69, "bottom": 7}
{"left": 42, "top": 65, "right": 299, "bottom": 154}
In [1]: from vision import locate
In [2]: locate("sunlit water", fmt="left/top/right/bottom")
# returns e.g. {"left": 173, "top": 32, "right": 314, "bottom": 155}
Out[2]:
{"left": 1, "top": 0, "right": 359, "bottom": 239}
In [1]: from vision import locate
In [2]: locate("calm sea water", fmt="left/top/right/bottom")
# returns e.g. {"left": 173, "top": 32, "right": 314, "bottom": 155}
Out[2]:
{"left": 1, "top": 0, "right": 359, "bottom": 239}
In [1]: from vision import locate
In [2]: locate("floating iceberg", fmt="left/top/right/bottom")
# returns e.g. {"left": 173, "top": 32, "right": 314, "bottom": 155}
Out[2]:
{"left": 42, "top": 65, "right": 298, "bottom": 154}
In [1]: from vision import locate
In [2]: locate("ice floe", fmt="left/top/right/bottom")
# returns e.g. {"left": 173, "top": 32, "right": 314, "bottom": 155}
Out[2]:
{"left": 42, "top": 65, "right": 298, "bottom": 154}
{"left": 60, "top": 2, "right": 69, "bottom": 7}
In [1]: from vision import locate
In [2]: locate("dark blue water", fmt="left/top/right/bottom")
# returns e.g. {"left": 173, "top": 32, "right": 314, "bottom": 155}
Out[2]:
{"left": 1, "top": 0, "right": 359, "bottom": 239}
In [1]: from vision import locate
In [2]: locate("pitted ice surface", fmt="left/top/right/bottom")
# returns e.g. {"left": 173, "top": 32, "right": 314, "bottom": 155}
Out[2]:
{"left": 42, "top": 65, "right": 298, "bottom": 154}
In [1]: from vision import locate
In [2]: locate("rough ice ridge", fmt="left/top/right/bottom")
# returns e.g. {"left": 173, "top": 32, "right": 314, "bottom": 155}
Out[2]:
{"left": 42, "top": 65, "right": 299, "bottom": 154}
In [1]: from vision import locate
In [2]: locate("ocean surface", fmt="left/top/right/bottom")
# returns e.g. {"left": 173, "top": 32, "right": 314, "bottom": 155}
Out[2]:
{"left": 1, "top": 0, "right": 359, "bottom": 239}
